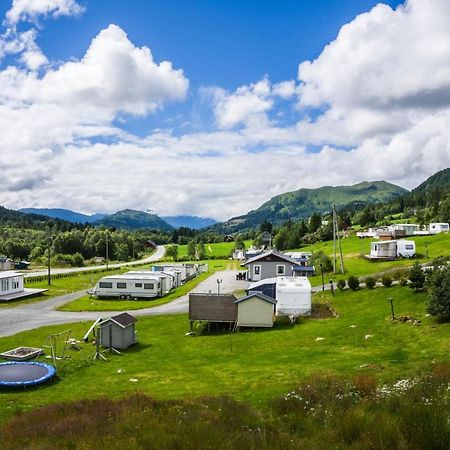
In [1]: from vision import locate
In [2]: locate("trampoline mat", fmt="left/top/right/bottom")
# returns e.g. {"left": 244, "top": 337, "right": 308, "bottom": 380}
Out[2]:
{"left": 0, "top": 362, "right": 56, "bottom": 385}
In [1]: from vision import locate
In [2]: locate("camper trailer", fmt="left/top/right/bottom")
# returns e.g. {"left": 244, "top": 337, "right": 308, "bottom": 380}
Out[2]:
{"left": 92, "top": 274, "right": 162, "bottom": 299}
{"left": 429, "top": 223, "right": 449, "bottom": 234}
{"left": 126, "top": 271, "right": 172, "bottom": 294}
{"left": 369, "top": 240, "right": 415, "bottom": 259}
{"left": 275, "top": 276, "right": 312, "bottom": 317}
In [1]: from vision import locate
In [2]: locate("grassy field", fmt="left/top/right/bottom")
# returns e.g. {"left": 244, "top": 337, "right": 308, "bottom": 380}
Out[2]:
{"left": 292, "top": 232, "right": 450, "bottom": 286}
{"left": 176, "top": 240, "right": 253, "bottom": 260}
{"left": 58, "top": 260, "right": 234, "bottom": 311}
{"left": 0, "top": 284, "right": 448, "bottom": 426}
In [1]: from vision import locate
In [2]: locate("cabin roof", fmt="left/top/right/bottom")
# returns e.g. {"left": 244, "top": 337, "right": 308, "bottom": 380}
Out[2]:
{"left": 244, "top": 250, "right": 298, "bottom": 266}
{"left": 235, "top": 292, "right": 277, "bottom": 305}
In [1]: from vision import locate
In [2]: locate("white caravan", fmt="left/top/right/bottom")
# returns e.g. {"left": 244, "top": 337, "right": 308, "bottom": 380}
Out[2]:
{"left": 275, "top": 276, "right": 312, "bottom": 317}
{"left": 92, "top": 274, "right": 162, "bottom": 299}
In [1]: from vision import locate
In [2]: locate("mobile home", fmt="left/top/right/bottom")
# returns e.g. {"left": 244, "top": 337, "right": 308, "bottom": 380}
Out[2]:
{"left": 369, "top": 240, "right": 415, "bottom": 259}
{"left": 429, "top": 223, "right": 449, "bottom": 234}
{"left": 92, "top": 274, "right": 162, "bottom": 299}
{"left": 126, "top": 271, "right": 171, "bottom": 294}
{"left": 275, "top": 276, "right": 312, "bottom": 317}
{"left": 0, "top": 271, "right": 24, "bottom": 296}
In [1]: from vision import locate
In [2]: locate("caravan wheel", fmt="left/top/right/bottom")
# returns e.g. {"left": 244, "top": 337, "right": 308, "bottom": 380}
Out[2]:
{"left": 119, "top": 294, "right": 126, "bottom": 300}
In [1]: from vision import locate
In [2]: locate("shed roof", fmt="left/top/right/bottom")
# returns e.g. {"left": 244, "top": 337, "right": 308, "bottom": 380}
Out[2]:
{"left": 100, "top": 312, "right": 137, "bottom": 328}
{"left": 244, "top": 249, "right": 298, "bottom": 266}
{"left": 235, "top": 293, "right": 277, "bottom": 305}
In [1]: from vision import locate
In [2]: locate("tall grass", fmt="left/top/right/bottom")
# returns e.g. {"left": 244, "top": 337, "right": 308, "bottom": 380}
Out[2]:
{"left": 2, "top": 364, "right": 448, "bottom": 449}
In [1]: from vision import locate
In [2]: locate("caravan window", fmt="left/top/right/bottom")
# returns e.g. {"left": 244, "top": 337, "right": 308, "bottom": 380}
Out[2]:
{"left": 144, "top": 283, "right": 154, "bottom": 290}
{"left": 405, "top": 245, "right": 414, "bottom": 250}
{"left": 99, "top": 282, "right": 112, "bottom": 289}
{"left": 117, "top": 282, "right": 127, "bottom": 289}
{"left": 135, "top": 283, "right": 142, "bottom": 288}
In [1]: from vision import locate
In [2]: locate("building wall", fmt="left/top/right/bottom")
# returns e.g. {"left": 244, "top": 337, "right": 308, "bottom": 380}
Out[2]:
{"left": 247, "top": 261, "right": 293, "bottom": 282}
{"left": 189, "top": 294, "right": 237, "bottom": 321}
{"left": 0, "top": 274, "right": 24, "bottom": 295}
{"left": 237, "top": 297, "right": 274, "bottom": 327}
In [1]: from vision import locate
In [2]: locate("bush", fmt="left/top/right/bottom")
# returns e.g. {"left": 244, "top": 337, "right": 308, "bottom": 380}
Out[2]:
{"left": 365, "top": 277, "right": 376, "bottom": 289}
{"left": 408, "top": 261, "right": 425, "bottom": 291}
{"left": 381, "top": 275, "right": 393, "bottom": 287}
{"left": 337, "top": 279, "right": 346, "bottom": 291}
{"left": 426, "top": 266, "right": 450, "bottom": 321}
{"left": 399, "top": 277, "right": 408, "bottom": 286}
{"left": 347, "top": 275, "right": 360, "bottom": 291}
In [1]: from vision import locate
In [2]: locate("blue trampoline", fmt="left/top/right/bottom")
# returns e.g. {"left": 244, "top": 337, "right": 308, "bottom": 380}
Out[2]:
{"left": 0, "top": 361, "right": 56, "bottom": 387}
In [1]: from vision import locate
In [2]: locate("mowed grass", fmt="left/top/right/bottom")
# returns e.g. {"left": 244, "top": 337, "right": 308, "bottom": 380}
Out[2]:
{"left": 292, "top": 232, "right": 450, "bottom": 286}
{"left": 177, "top": 240, "right": 252, "bottom": 260}
{"left": 0, "top": 285, "right": 448, "bottom": 425}
{"left": 58, "top": 260, "right": 232, "bottom": 311}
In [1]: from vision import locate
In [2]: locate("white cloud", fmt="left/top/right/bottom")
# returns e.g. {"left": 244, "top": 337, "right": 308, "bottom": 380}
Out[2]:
{"left": 6, "top": 0, "right": 84, "bottom": 25}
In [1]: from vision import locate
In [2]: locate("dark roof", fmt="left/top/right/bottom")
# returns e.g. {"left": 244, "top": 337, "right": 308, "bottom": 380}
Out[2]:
{"left": 244, "top": 249, "right": 298, "bottom": 266}
{"left": 109, "top": 312, "right": 137, "bottom": 328}
{"left": 235, "top": 292, "right": 277, "bottom": 305}
{"left": 292, "top": 266, "right": 315, "bottom": 272}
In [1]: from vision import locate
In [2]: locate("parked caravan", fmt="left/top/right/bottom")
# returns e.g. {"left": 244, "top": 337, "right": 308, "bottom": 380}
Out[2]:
{"left": 275, "top": 276, "right": 312, "bottom": 317}
{"left": 429, "top": 223, "right": 449, "bottom": 234}
{"left": 126, "top": 271, "right": 172, "bottom": 295}
{"left": 369, "top": 240, "right": 415, "bottom": 259}
{"left": 92, "top": 274, "right": 162, "bottom": 299}
{"left": 246, "top": 277, "right": 277, "bottom": 299}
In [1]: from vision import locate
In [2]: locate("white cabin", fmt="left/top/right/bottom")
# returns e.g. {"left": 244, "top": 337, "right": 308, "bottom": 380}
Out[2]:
{"left": 93, "top": 274, "right": 162, "bottom": 299}
{"left": 370, "top": 240, "right": 415, "bottom": 259}
{"left": 0, "top": 271, "right": 24, "bottom": 296}
{"left": 429, "top": 223, "right": 449, "bottom": 234}
{"left": 275, "top": 276, "right": 311, "bottom": 317}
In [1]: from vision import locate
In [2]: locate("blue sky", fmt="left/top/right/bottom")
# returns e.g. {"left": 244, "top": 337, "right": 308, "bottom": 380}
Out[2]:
{"left": 0, "top": 0, "right": 448, "bottom": 219}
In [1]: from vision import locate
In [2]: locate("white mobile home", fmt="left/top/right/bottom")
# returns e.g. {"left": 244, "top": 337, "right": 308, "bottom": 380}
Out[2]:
{"left": 429, "top": 223, "right": 449, "bottom": 234}
{"left": 92, "top": 274, "right": 162, "bottom": 299}
{"left": 275, "top": 276, "right": 312, "bottom": 317}
{"left": 126, "top": 271, "right": 172, "bottom": 294}
{"left": 0, "top": 271, "right": 24, "bottom": 296}
{"left": 369, "top": 240, "right": 415, "bottom": 259}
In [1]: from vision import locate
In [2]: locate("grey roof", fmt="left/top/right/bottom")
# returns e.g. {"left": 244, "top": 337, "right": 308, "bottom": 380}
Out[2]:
{"left": 101, "top": 312, "right": 137, "bottom": 328}
{"left": 243, "top": 249, "right": 298, "bottom": 266}
{"left": 235, "top": 292, "right": 277, "bottom": 305}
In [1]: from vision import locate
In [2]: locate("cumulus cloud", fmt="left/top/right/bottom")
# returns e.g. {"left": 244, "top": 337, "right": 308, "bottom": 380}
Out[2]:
{"left": 5, "top": 0, "right": 84, "bottom": 25}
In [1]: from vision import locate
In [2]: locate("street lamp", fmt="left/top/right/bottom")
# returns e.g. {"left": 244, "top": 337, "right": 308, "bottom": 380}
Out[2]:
{"left": 217, "top": 278, "right": 223, "bottom": 295}
{"left": 320, "top": 263, "right": 325, "bottom": 291}
{"left": 329, "top": 278, "right": 334, "bottom": 296}
{"left": 388, "top": 297, "right": 395, "bottom": 320}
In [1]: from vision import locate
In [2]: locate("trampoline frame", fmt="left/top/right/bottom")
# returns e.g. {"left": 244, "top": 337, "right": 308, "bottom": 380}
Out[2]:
{"left": 0, "top": 361, "right": 56, "bottom": 387}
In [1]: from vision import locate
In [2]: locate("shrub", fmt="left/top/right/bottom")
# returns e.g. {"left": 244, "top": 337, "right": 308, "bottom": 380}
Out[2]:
{"left": 365, "top": 277, "right": 376, "bottom": 289}
{"left": 408, "top": 261, "right": 425, "bottom": 291}
{"left": 426, "top": 266, "right": 450, "bottom": 321}
{"left": 347, "top": 275, "right": 360, "bottom": 291}
{"left": 337, "top": 279, "right": 346, "bottom": 291}
{"left": 381, "top": 275, "right": 393, "bottom": 287}
{"left": 399, "top": 277, "right": 408, "bottom": 286}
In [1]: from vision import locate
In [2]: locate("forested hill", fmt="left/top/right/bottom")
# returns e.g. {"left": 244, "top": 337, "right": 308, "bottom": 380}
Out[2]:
{"left": 215, "top": 181, "right": 408, "bottom": 232}
{"left": 0, "top": 206, "right": 74, "bottom": 230}
{"left": 93, "top": 209, "right": 173, "bottom": 231}
{"left": 411, "top": 168, "right": 450, "bottom": 194}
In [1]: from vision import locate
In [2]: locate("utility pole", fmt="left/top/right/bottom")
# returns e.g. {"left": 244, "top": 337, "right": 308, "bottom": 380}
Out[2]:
{"left": 105, "top": 232, "right": 109, "bottom": 270}
{"left": 47, "top": 236, "right": 52, "bottom": 285}
{"left": 333, "top": 207, "right": 337, "bottom": 274}
{"left": 333, "top": 204, "right": 345, "bottom": 275}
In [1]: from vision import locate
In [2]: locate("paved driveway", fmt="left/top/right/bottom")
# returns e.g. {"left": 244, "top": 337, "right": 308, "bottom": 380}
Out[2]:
{"left": 0, "top": 270, "right": 248, "bottom": 338}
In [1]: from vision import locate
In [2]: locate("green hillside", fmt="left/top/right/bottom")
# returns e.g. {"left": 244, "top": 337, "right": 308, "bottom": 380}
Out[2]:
{"left": 218, "top": 181, "right": 408, "bottom": 232}
{"left": 411, "top": 167, "right": 450, "bottom": 193}
{"left": 95, "top": 209, "right": 173, "bottom": 231}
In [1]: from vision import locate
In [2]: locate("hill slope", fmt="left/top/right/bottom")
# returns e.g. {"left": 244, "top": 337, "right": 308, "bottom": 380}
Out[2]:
{"left": 94, "top": 209, "right": 173, "bottom": 231}
{"left": 162, "top": 215, "right": 217, "bottom": 229}
{"left": 216, "top": 181, "right": 408, "bottom": 232}
{"left": 19, "top": 208, "right": 106, "bottom": 223}
{"left": 411, "top": 167, "right": 450, "bottom": 194}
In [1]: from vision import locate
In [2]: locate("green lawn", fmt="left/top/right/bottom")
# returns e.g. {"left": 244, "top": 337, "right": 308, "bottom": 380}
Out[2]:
{"left": 292, "top": 232, "right": 450, "bottom": 286}
{"left": 0, "top": 285, "right": 448, "bottom": 425}
{"left": 58, "top": 260, "right": 233, "bottom": 311}
{"left": 177, "top": 240, "right": 252, "bottom": 260}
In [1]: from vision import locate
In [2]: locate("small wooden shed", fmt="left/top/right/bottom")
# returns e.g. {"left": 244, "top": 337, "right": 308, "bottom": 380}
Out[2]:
{"left": 235, "top": 293, "right": 277, "bottom": 328}
{"left": 98, "top": 312, "right": 137, "bottom": 350}
{"left": 189, "top": 293, "right": 237, "bottom": 329}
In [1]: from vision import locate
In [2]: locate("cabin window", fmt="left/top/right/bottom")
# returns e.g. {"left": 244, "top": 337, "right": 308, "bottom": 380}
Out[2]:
{"left": 144, "top": 283, "right": 154, "bottom": 290}
{"left": 12, "top": 280, "right": 19, "bottom": 289}
{"left": 405, "top": 245, "right": 414, "bottom": 250}
{"left": 277, "top": 265, "right": 285, "bottom": 275}
{"left": 135, "top": 283, "right": 142, "bottom": 288}
{"left": 117, "top": 282, "right": 127, "bottom": 289}
{"left": 99, "top": 282, "right": 112, "bottom": 289}
{"left": 254, "top": 265, "right": 261, "bottom": 275}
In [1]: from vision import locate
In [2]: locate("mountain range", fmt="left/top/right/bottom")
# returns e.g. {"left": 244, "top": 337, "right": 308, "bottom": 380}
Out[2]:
{"left": 213, "top": 181, "right": 409, "bottom": 232}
